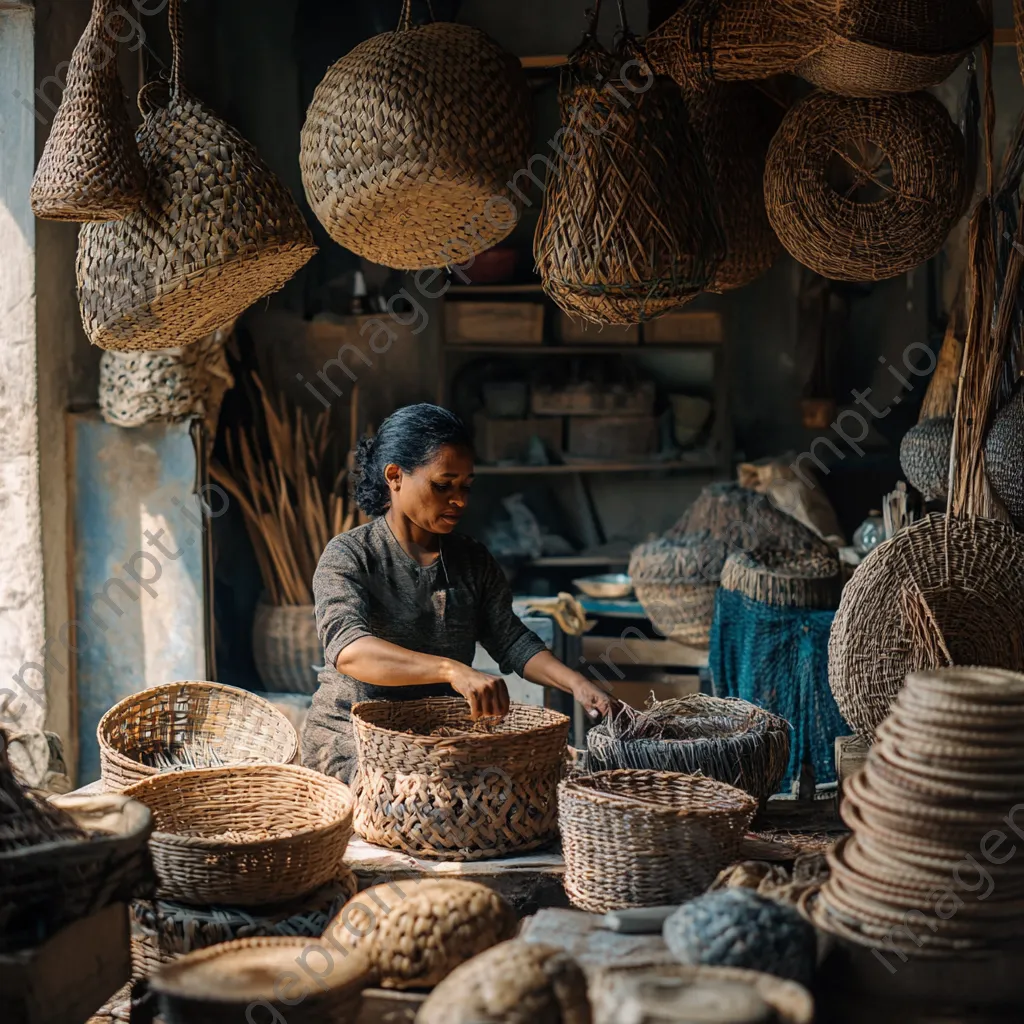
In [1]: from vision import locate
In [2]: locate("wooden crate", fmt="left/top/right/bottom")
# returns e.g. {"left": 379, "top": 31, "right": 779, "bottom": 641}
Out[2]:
{"left": 559, "top": 313, "right": 639, "bottom": 345}
{"left": 473, "top": 413, "right": 562, "bottom": 463}
{"left": 446, "top": 302, "right": 544, "bottom": 344}
{"left": 567, "top": 416, "right": 657, "bottom": 459}
{"left": 643, "top": 311, "right": 723, "bottom": 344}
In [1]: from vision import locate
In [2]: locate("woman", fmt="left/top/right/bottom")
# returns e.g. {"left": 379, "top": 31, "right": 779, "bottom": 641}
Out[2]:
{"left": 302, "top": 403, "right": 613, "bottom": 783}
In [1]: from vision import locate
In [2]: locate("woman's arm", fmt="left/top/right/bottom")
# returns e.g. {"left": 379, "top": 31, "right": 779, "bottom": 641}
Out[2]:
{"left": 522, "top": 650, "right": 614, "bottom": 720}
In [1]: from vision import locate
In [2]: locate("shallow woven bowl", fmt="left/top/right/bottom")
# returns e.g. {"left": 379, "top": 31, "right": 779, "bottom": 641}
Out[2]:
{"left": 352, "top": 698, "right": 570, "bottom": 860}
{"left": 123, "top": 765, "right": 353, "bottom": 906}
{"left": 97, "top": 680, "right": 299, "bottom": 791}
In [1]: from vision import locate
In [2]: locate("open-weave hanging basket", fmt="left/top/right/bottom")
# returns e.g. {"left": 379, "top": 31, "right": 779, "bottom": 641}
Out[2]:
{"left": 721, "top": 546, "right": 843, "bottom": 610}
{"left": 76, "top": 0, "right": 315, "bottom": 351}
{"left": 351, "top": 698, "right": 570, "bottom": 861}
{"left": 796, "top": 0, "right": 989, "bottom": 97}
{"left": 299, "top": 3, "right": 531, "bottom": 271}
{"left": 30, "top": 0, "right": 146, "bottom": 221}
{"left": 534, "top": 3, "right": 723, "bottom": 324}
{"left": 984, "top": 380, "right": 1024, "bottom": 526}
{"left": 828, "top": 513, "right": 1024, "bottom": 737}
{"left": 765, "top": 90, "right": 966, "bottom": 283}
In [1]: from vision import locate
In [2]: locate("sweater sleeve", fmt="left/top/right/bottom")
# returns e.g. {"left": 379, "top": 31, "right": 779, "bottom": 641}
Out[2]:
{"left": 313, "top": 537, "right": 374, "bottom": 670}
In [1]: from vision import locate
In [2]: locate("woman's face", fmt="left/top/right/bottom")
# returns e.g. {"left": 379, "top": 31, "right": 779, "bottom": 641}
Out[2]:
{"left": 386, "top": 444, "right": 475, "bottom": 534}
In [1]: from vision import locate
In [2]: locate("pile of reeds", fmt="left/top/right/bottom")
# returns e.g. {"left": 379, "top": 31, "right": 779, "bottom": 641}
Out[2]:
{"left": 212, "top": 378, "right": 351, "bottom": 606}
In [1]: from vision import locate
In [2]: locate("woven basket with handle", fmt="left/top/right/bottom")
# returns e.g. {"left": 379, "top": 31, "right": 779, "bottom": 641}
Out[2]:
{"left": 559, "top": 770, "right": 756, "bottom": 912}
{"left": 76, "top": 0, "right": 315, "bottom": 351}
{"left": 123, "top": 764, "right": 354, "bottom": 907}
{"left": 351, "top": 698, "right": 569, "bottom": 860}
{"left": 97, "top": 680, "right": 299, "bottom": 791}
{"left": 299, "top": 0, "right": 531, "bottom": 271}
{"left": 30, "top": 0, "right": 146, "bottom": 221}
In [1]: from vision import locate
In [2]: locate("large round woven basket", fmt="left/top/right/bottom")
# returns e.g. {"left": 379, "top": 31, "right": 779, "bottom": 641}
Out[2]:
{"left": 796, "top": 0, "right": 989, "bottom": 97}
{"left": 123, "top": 765, "right": 354, "bottom": 907}
{"left": 720, "top": 546, "right": 843, "bottom": 610}
{"left": 984, "top": 381, "right": 1024, "bottom": 526}
{"left": 30, "top": 0, "right": 146, "bottom": 221}
{"left": 765, "top": 90, "right": 965, "bottom": 282}
{"left": 76, "top": 0, "right": 315, "bottom": 351}
{"left": 251, "top": 601, "right": 323, "bottom": 694}
{"left": 97, "top": 681, "right": 299, "bottom": 791}
{"left": 584, "top": 695, "right": 791, "bottom": 802}
{"left": 900, "top": 416, "right": 953, "bottom": 503}
{"left": 559, "top": 770, "right": 757, "bottom": 912}
{"left": 351, "top": 698, "right": 569, "bottom": 861}
{"left": 300, "top": 4, "right": 531, "bottom": 271}
{"left": 534, "top": 8, "right": 723, "bottom": 324}
{"left": 828, "top": 513, "right": 1024, "bottom": 737}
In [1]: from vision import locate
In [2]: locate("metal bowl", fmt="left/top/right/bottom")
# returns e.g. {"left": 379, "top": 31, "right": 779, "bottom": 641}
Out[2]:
{"left": 573, "top": 573, "right": 633, "bottom": 599}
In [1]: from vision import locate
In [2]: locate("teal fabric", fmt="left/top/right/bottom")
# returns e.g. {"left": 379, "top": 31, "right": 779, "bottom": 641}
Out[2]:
{"left": 709, "top": 587, "right": 850, "bottom": 793}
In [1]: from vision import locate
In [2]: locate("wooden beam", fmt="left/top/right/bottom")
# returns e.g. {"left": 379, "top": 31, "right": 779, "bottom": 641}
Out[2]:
{"left": 520, "top": 55, "right": 568, "bottom": 68}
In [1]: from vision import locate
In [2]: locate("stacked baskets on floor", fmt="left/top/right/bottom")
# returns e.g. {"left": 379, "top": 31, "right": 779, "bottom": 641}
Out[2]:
{"left": 809, "top": 668, "right": 1024, "bottom": 956}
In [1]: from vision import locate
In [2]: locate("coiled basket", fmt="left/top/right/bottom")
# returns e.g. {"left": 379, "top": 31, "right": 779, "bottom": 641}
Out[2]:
{"left": 351, "top": 698, "right": 570, "bottom": 860}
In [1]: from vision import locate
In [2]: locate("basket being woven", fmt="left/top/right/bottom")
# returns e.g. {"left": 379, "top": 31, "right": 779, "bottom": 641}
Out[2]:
{"left": 559, "top": 770, "right": 757, "bottom": 912}
{"left": 765, "top": 90, "right": 965, "bottom": 282}
{"left": 76, "top": 0, "right": 315, "bottom": 351}
{"left": 30, "top": 0, "right": 146, "bottom": 221}
{"left": 829, "top": 513, "right": 1024, "bottom": 737}
{"left": 123, "top": 764, "right": 353, "bottom": 906}
{"left": 300, "top": 2, "right": 531, "bottom": 271}
{"left": 97, "top": 680, "right": 299, "bottom": 791}
{"left": 584, "top": 695, "right": 791, "bottom": 802}
{"left": 720, "top": 547, "right": 843, "bottom": 610}
{"left": 324, "top": 880, "right": 517, "bottom": 989}
{"left": 534, "top": 2, "right": 723, "bottom": 324}
{"left": 352, "top": 698, "right": 569, "bottom": 860}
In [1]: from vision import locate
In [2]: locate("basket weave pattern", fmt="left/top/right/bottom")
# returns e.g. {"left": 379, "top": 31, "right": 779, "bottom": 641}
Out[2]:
{"left": 559, "top": 770, "right": 756, "bottom": 912}
{"left": 252, "top": 601, "right": 323, "bottom": 694}
{"left": 351, "top": 698, "right": 569, "bottom": 861}
{"left": 720, "top": 547, "right": 842, "bottom": 610}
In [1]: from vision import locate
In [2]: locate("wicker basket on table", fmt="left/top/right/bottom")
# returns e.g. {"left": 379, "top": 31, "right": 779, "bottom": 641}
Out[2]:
{"left": 97, "top": 680, "right": 299, "bottom": 791}
{"left": 351, "top": 698, "right": 569, "bottom": 861}
{"left": 559, "top": 770, "right": 757, "bottom": 912}
{"left": 123, "top": 765, "right": 353, "bottom": 906}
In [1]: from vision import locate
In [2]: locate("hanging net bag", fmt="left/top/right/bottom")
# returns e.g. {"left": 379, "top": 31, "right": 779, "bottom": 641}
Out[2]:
{"left": 76, "top": 0, "right": 316, "bottom": 352}
{"left": 534, "top": 0, "right": 724, "bottom": 324}
{"left": 299, "top": 1, "right": 532, "bottom": 270}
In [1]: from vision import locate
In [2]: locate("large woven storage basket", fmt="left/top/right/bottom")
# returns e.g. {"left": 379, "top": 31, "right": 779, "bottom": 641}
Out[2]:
{"left": 765, "top": 90, "right": 965, "bottom": 282}
{"left": 76, "top": 0, "right": 315, "bottom": 351}
{"left": 29, "top": 0, "right": 146, "bottom": 221}
{"left": 123, "top": 764, "right": 354, "bottom": 906}
{"left": 251, "top": 601, "right": 323, "bottom": 694}
{"left": 559, "top": 770, "right": 756, "bottom": 912}
{"left": 829, "top": 513, "right": 1024, "bottom": 737}
{"left": 300, "top": 3, "right": 531, "bottom": 271}
{"left": 720, "top": 546, "right": 843, "bottom": 610}
{"left": 97, "top": 680, "right": 299, "bottom": 791}
{"left": 351, "top": 698, "right": 569, "bottom": 860}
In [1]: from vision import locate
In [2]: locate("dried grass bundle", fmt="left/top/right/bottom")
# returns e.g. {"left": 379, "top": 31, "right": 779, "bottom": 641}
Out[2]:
{"left": 212, "top": 378, "right": 350, "bottom": 606}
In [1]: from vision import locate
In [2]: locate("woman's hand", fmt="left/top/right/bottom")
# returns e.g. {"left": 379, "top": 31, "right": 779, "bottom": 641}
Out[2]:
{"left": 446, "top": 663, "right": 511, "bottom": 720}
{"left": 571, "top": 676, "right": 614, "bottom": 721}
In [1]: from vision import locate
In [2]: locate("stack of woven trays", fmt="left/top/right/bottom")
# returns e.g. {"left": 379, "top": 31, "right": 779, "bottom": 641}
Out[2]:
{"left": 810, "top": 668, "right": 1024, "bottom": 956}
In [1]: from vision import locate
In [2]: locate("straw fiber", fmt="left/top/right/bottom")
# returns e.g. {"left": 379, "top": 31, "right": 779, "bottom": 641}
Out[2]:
{"left": 559, "top": 770, "right": 756, "bottom": 912}
{"left": 324, "top": 880, "right": 517, "bottom": 989}
{"left": 97, "top": 680, "right": 299, "bottom": 791}
{"left": 984, "top": 380, "right": 1024, "bottom": 525}
{"left": 76, "top": 0, "right": 315, "bottom": 351}
{"left": 765, "top": 90, "right": 965, "bottom": 282}
{"left": 796, "top": 0, "right": 989, "bottom": 97}
{"left": 720, "top": 546, "right": 842, "bottom": 610}
{"left": 150, "top": 937, "right": 370, "bottom": 1024}
{"left": 351, "top": 698, "right": 569, "bottom": 860}
{"left": 828, "top": 514, "right": 1024, "bottom": 737}
{"left": 534, "top": 4, "right": 723, "bottom": 324}
{"left": 299, "top": 5, "right": 531, "bottom": 270}
{"left": 123, "top": 764, "right": 353, "bottom": 906}
{"left": 30, "top": 0, "right": 146, "bottom": 221}
{"left": 584, "top": 694, "right": 791, "bottom": 802}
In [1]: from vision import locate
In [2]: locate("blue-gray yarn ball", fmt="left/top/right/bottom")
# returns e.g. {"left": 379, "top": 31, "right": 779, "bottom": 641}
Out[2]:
{"left": 662, "top": 889, "right": 817, "bottom": 987}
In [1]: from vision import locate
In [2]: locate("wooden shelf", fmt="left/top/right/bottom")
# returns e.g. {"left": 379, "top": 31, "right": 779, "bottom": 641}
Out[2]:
{"left": 474, "top": 455, "right": 718, "bottom": 475}
{"left": 446, "top": 343, "right": 719, "bottom": 354}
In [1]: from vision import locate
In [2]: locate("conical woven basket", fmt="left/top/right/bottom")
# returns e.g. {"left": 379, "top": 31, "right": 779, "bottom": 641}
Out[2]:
{"left": 76, "top": 0, "right": 315, "bottom": 351}
{"left": 900, "top": 416, "right": 953, "bottom": 503}
{"left": 534, "top": 1, "right": 723, "bottom": 324}
{"left": 764, "top": 90, "right": 965, "bottom": 282}
{"left": 984, "top": 380, "right": 1024, "bottom": 526}
{"left": 300, "top": 2, "right": 531, "bottom": 271}
{"left": 30, "top": 0, "right": 146, "bottom": 221}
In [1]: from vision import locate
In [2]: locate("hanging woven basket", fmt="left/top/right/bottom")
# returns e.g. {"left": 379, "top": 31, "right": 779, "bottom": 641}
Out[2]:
{"left": 984, "top": 380, "right": 1024, "bottom": 526}
{"left": 900, "top": 416, "right": 953, "bottom": 502}
{"left": 299, "top": 2, "right": 531, "bottom": 271}
{"left": 795, "top": 0, "right": 989, "bottom": 97}
{"left": 76, "top": 0, "right": 316, "bottom": 352}
{"left": 30, "top": 0, "right": 147, "bottom": 221}
{"left": 764, "top": 90, "right": 965, "bottom": 282}
{"left": 828, "top": 513, "right": 1024, "bottom": 737}
{"left": 534, "top": 0, "right": 723, "bottom": 324}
